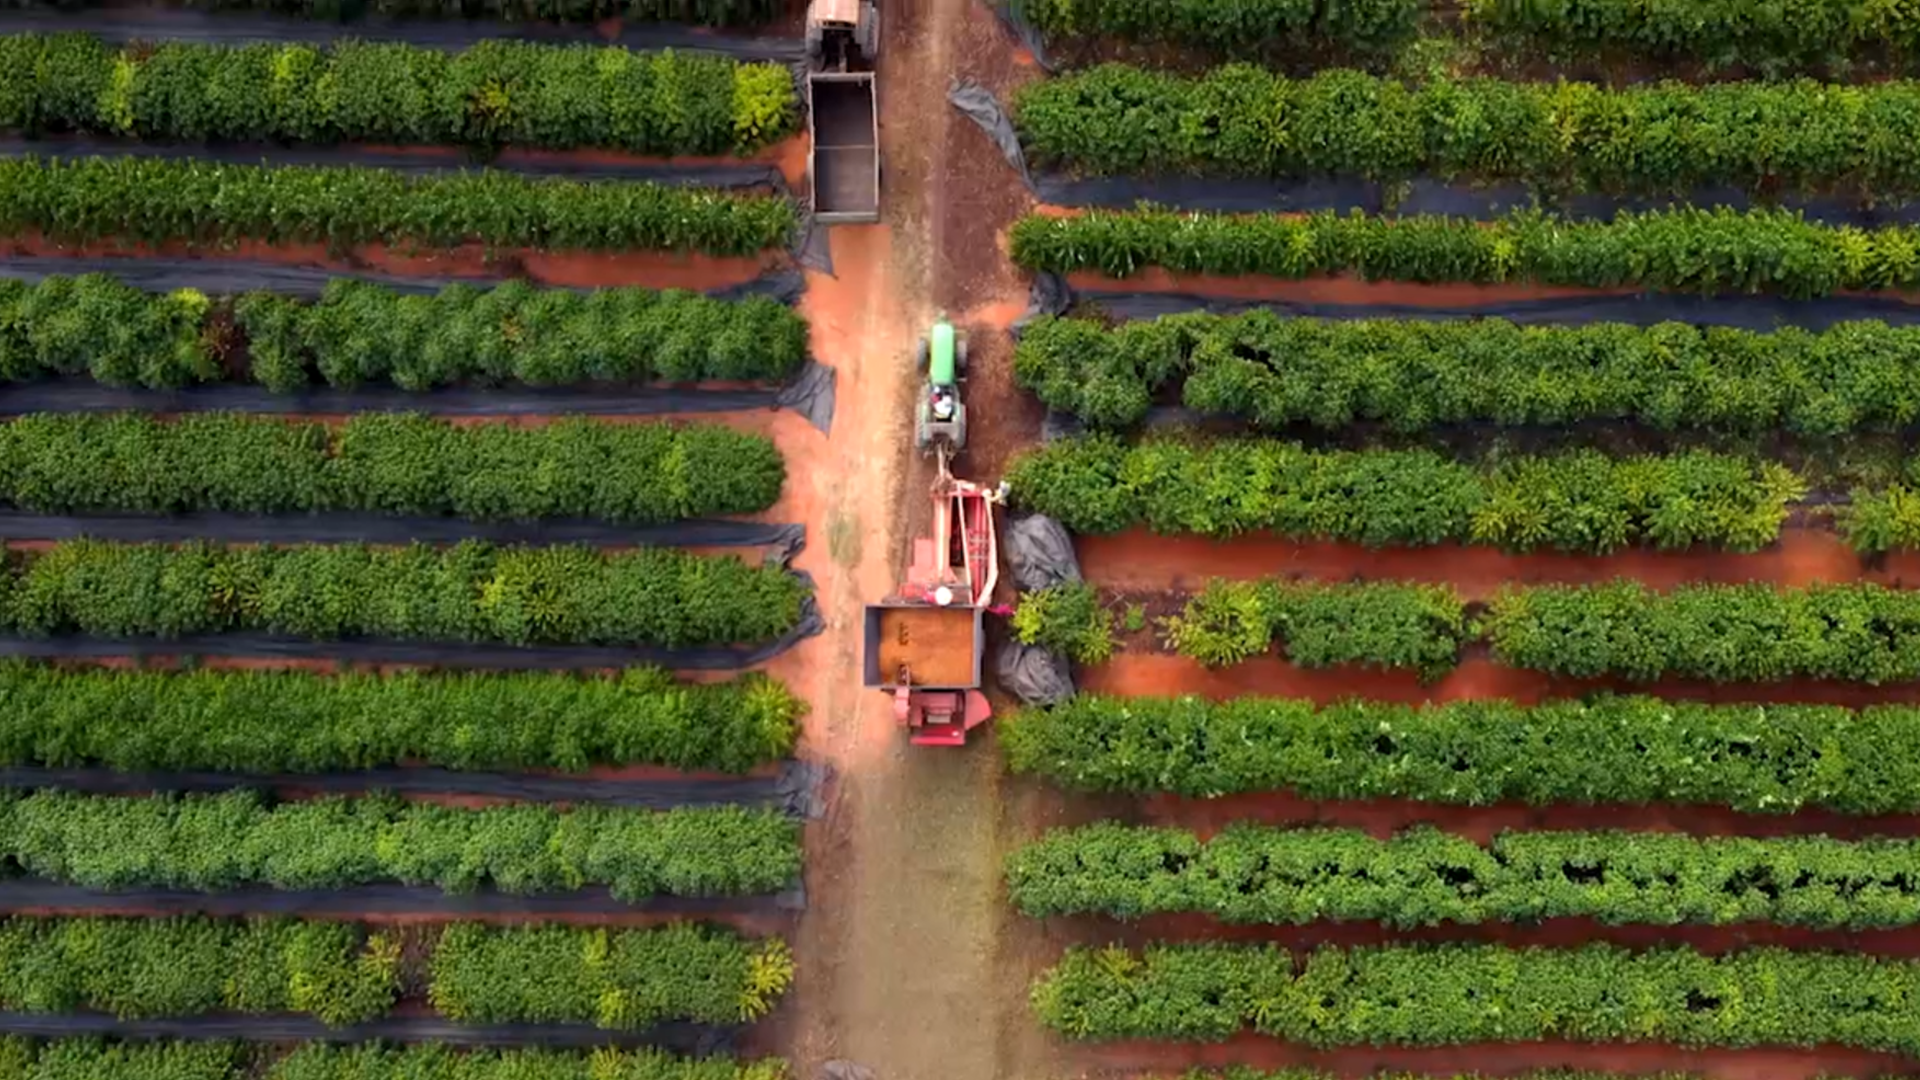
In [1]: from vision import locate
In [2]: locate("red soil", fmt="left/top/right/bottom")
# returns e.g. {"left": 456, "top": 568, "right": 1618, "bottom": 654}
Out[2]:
{"left": 1060, "top": 266, "right": 1920, "bottom": 310}
{"left": 1047, "top": 912, "right": 1920, "bottom": 958}
{"left": 0, "top": 231, "right": 778, "bottom": 291}
{"left": 1135, "top": 790, "right": 1920, "bottom": 842}
{"left": 1076, "top": 526, "right": 1920, "bottom": 598}
{"left": 1070, "top": 1036, "right": 1914, "bottom": 1080}
{"left": 0, "top": 900, "right": 790, "bottom": 931}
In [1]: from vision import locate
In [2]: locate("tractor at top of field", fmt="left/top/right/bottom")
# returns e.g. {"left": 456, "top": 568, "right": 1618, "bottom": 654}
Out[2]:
{"left": 805, "top": 0, "right": 880, "bottom": 224}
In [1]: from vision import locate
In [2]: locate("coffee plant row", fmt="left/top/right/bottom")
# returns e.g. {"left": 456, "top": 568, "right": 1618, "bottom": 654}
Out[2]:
{"left": 0, "top": 915, "right": 788, "bottom": 1030}
{"left": 0, "top": 157, "right": 794, "bottom": 255}
{"left": 1001, "top": 691, "right": 1920, "bottom": 813}
{"left": 1, "top": 540, "right": 805, "bottom": 648}
{"left": 0, "top": 1040, "right": 787, "bottom": 1080}
{"left": 1034, "top": 942, "right": 1920, "bottom": 1048}
{"left": 0, "top": 34, "right": 795, "bottom": 156}
{"left": 0, "top": 664, "right": 800, "bottom": 774}
{"left": 1014, "top": 310, "right": 1920, "bottom": 437}
{"left": 1018, "top": 65, "right": 1920, "bottom": 200}
{"left": 431, "top": 922, "right": 791, "bottom": 1027}
{"left": 1010, "top": 821, "right": 1920, "bottom": 929}
{"left": 3, "top": 275, "right": 809, "bottom": 392}
{"left": 2, "top": 0, "right": 786, "bottom": 26}
{"left": 0, "top": 412, "right": 783, "bottom": 523}
{"left": 0, "top": 916, "right": 399, "bottom": 1025}
{"left": 1010, "top": 206, "right": 1920, "bottom": 298}
{"left": 1014, "top": 0, "right": 1419, "bottom": 56}
{"left": 1008, "top": 436, "right": 1802, "bottom": 554}
{"left": 0, "top": 788, "right": 800, "bottom": 899}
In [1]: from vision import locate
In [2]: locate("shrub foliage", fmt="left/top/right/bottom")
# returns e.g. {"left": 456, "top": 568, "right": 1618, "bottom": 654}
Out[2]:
{"left": 1034, "top": 943, "right": 1920, "bottom": 1048}
{"left": 999, "top": 691, "right": 1920, "bottom": 814}
{"left": 1009, "top": 206, "right": 1920, "bottom": 298}
{"left": 1466, "top": 0, "right": 1920, "bottom": 74}
{"left": 0, "top": 789, "right": 801, "bottom": 900}
{"left": 1014, "top": 310, "right": 1920, "bottom": 437}
{"left": 1016, "top": 65, "right": 1920, "bottom": 200}
{"left": 1155, "top": 578, "right": 1471, "bottom": 677}
{"left": 0, "top": 539, "right": 807, "bottom": 648}
{"left": 1007, "top": 436, "right": 1801, "bottom": 553}
{"left": 1014, "top": 0, "right": 1420, "bottom": 56}
{"left": 0, "top": 34, "right": 795, "bottom": 155}
{"left": 0, "top": 275, "right": 809, "bottom": 391}
{"left": 0, "top": 156, "right": 795, "bottom": 255}
{"left": 1009, "top": 822, "right": 1920, "bottom": 929}
{"left": 0, "top": 412, "right": 783, "bottom": 523}
{"left": 429, "top": 922, "right": 792, "bottom": 1028}
{"left": 0, "top": 1039, "right": 790, "bottom": 1080}
{"left": 0, "top": 663, "right": 800, "bottom": 773}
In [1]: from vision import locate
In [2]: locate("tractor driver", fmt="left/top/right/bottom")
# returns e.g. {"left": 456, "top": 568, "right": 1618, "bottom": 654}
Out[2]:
{"left": 930, "top": 384, "right": 957, "bottom": 421}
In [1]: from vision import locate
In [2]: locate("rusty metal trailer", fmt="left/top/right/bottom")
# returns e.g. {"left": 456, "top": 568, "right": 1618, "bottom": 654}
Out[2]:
{"left": 808, "top": 71, "right": 879, "bottom": 225}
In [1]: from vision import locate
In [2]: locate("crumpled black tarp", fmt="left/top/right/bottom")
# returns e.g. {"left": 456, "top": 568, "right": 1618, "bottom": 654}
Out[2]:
{"left": 984, "top": 0, "right": 1053, "bottom": 71}
{"left": 0, "top": 1010, "right": 736, "bottom": 1053}
{"left": 1040, "top": 273, "right": 1920, "bottom": 332}
{"left": 0, "top": 512, "right": 806, "bottom": 556}
{"left": 0, "top": 135, "right": 786, "bottom": 186}
{"left": 949, "top": 79, "right": 1032, "bottom": 189}
{"left": 1004, "top": 514, "right": 1080, "bottom": 593}
{"left": 0, "top": 759, "right": 824, "bottom": 815}
{"left": 0, "top": 7, "right": 806, "bottom": 61}
{"left": 995, "top": 639, "right": 1073, "bottom": 707}
{"left": 0, "top": 880, "right": 808, "bottom": 917}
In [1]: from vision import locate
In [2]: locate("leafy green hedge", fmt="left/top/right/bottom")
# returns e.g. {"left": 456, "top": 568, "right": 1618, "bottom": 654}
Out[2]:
{"left": 0, "top": 157, "right": 795, "bottom": 255}
{"left": 1009, "top": 206, "right": 1920, "bottom": 298}
{"left": 0, "top": 34, "right": 795, "bottom": 155}
{"left": 1157, "top": 578, "right": 1470, "bottom": 678}
{"left": 1013, "top": 0, "right": 1419, "bottom": 56}
{"left": 0, "top": 540, "right": 806, "bottom": 647}
{"left": 1485, "top": 580, "right": 1920, "bottom": 683}
{"left": 0, "top": 663, "right": 800, "bottom": 773}
{"left": 266, "top": 1044, "right": 787, "bottom": 1080}
{"left": 1007, "top": 436, "right": 1801, "bottom": 553}
{"left": 1000, "top": 691, "right": 1920, "bottom": 813}
{"left": 0, "top": 789, "right": 800, "bottom": 899}
{"left": 0, "top": 916, "right": 398, "bottom": 1025}
{"left": 0, "top": 1039, "right": 789, "bottom": 1080}
{"left": 0, "top": 0, "right": 787, "bottom": 27}
{"left": 0, "top": 412, "right": 784, "bottom": 523}
{"left": 1016, "top": 65, "right": 1920, "bottom": 199}
{"left": 1034, "top": 942, "right": 1920, "bottom": 1048}
{"left": 1014, "top": 310, "right": 1920, "bottom": 436}
{"left": 429, "top": 922, "right": 791, "bottom": 1028}
{"left": 236, "top": 278, "right": 809, "bottom": 391}
{"left": 1010, "top": 822, "right": 1920, "bottom": 929}
{"left": 1466, "top": 0, "right": 1920, "bottom": 74}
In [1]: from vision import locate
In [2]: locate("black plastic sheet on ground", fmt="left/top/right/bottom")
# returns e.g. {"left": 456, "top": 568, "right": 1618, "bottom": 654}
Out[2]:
{"left": 0, "top": 1010, "right": 735, "bottom": 1053}
{"left": 0, "top": 258, "right": 807, "bottom": 305}
{"left": 0, "top": 759, "right": 826, "bottom": 815}
{"left": 0, "top": 136, "right": 787, "bottom": 186}
{"left": 0, "top": 7, "right": 805, "bottom": 61}
{"left": 0, "top": 359, "right": 837, "bottom": 434}
{"left": 0, "top": 592, "right": 824, "bottom": 671}
{"left": 0, "top": 880, "right": 806, "bottom": 917}
{"left": 0, "top": 512, "right": 806, "bottom": 554}
{"left": 1031, "top": 271, "right": 1920, "bottom": 332}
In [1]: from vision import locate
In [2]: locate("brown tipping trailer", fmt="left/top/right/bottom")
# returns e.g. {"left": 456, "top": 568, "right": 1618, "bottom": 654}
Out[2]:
{"left": 808, "top": 71, "right": 879, "bottom": 225}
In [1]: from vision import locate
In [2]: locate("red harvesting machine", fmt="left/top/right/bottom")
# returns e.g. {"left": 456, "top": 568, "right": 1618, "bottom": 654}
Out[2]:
{"left": 861, "top": 454, "right": 1003, "bottom": 746}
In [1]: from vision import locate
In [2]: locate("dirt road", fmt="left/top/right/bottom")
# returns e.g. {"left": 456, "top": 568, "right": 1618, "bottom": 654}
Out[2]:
{"left": 752, "top": 2, "right": 1059, "bottom": 1080}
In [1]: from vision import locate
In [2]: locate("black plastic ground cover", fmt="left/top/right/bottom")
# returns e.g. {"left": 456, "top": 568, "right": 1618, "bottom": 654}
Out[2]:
{"left": 0, "top": 880, "right": 807, "bottom": 917}
{"left": 0, "top": 512, "right": 806, "bottom": 556}
{"left": 1028, "top": 272, "right": 1920, "bottom": 332}
{"left": 0, "top": 7, "right": 806, "bottom": 61}
{"left": 0, "top": 359, "right": 835, "bottom": 433}
{"left": 0, "top": 760, "right": 826, "bottom": 815}
{"left": 0, "top": 1011, "right": 735, "bottom": 1053}
{"left": 0, "top": 258, "right": 807, "bottom": 305}
{"left": 0, "top": 136, "right": 786, "bottom": 186}
{"left": 0, "top": 589, "right": 823, "bottom": 670}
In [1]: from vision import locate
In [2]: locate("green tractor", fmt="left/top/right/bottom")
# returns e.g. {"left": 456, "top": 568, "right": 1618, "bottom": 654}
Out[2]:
{"left": 915, "top": 314, "right": 968, "bottom": 455}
